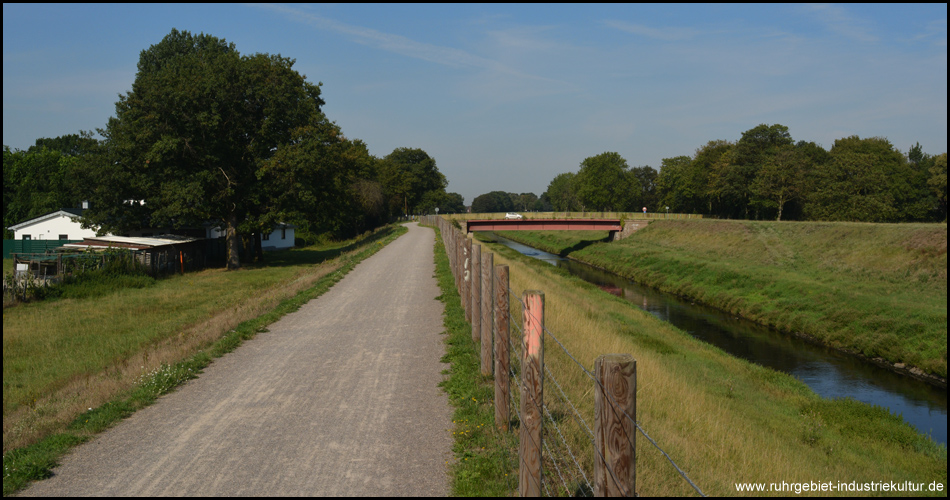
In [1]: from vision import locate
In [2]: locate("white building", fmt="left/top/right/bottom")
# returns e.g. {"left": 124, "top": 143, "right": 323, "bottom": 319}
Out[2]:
{"left": 7, "top": 208, "right": 97, "bottom": 241}
{"left": 8, "top": 206, "right": 295, "bottom": 251}
{"left": 205, "top": 223, "right": 296, "bottom": 251}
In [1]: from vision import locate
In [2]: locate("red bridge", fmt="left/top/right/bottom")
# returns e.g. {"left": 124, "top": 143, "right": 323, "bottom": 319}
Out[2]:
{"left": 464, "top": 219, "right": 622, "bottom": 233}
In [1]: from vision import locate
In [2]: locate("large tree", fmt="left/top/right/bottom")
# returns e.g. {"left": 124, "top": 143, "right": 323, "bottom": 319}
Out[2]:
{"left": 628, "top": 166, "right": 659, "bottom": 213}
{"left": 690, "top": 140, "right": 732, "bottom": 215}
{"left": 471, "top": 191, "right": 514, "bottom": 213}
{"left": 545, "top": 172, "right": 581, "bottom": 212}
{"left": 29, "top": 132, "right": 99, "bottom": 157}
{"left": 929, "top": 153, "right": 947, "bottom": 221}
{"left": 257, "top": 121, "right": 363, "bottom": 244}
{"left": 378, "top": 147, "right": 447, "bottom": 217}
{"left": 901, "top": 142, "right": 942, "bottom": 222}
{"left": 509, "top": 192, "right": 539, "bottom": 212}
{"left": 804, "top": 136, "right": 903, "bottom": 222}
{"left": 719, "top": 124, "right": 795, "bottom": 219}
{"left": 656, "top": 156, "right": 694, "bottom": 213}
{"left": 3, "top": 145, "right": 79, "bottom": 236}
{"left": 79, "top": 29, "right": 326, "bottom": 269}
{"left": 441, "top": 192, "right": 466, "bottom": 214}
{"left": 4, "top": 132, "right": 99, "bottom": 236}
{"left": 749, "top": 145, "right": 812, "bottom": 221}
{"left": 575, "top": 152, "right": 633, "bottom": 212}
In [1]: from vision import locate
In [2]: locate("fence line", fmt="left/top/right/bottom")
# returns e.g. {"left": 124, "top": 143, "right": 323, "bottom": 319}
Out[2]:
{"left": 421, "top": 215, "right": 704, "bottom": 497}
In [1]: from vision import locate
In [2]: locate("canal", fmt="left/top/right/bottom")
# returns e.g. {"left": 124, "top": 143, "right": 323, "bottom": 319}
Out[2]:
{"left": 484, "top": 233, "right": 948, "bottom": 445}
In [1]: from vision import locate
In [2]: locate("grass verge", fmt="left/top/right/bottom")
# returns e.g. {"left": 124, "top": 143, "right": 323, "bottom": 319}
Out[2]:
{"left": 493, "top": 220, "right": 947, "bottom": 379}
{"left": 428, "top": 226, "right": 519, "bottom": 496}
{"left": 494, "top": 231, "right": 946, "bottom": 495}
{"left": 2, "top": 224, "right": 407, "bottom": 496}
{"left": 436, "top": 222, "right": 944, "bottom": 496}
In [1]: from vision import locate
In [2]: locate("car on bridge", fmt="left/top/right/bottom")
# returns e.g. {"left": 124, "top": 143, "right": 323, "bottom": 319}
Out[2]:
{"left": 504, "top": 213, "right": 523, "bottom": 220}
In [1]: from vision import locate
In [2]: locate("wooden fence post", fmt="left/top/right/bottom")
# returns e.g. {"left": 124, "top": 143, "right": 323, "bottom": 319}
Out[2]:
{"left": 462, "top": 237, "right": 472, "bottom": 321}
{"left": 444, "top": 221, "right": 453, "bottom": 278}
{"left": 594, "top": 354, "right": 636, "bottom": 497}
{"left": 448, "top": 226, "right": 456, "bottom": 282}
{"left": 452, "top": 227, "right": 465, "bottom": 297}
{"left": 520, "top": 291, "right": 544, "bottom": 497}
{"left": 494, "top": 265, "right": 510, "bottom": 431}
{"left": 480, "top": 250, "right": 493, "bottom": 376}
{"left": 471, "top": 243, "right": 481, "bottom": 343}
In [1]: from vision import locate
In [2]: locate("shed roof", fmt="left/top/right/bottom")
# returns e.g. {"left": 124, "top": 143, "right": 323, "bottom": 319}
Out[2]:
{"left": 62, "top": 234, "right": 200, "bottom": 251}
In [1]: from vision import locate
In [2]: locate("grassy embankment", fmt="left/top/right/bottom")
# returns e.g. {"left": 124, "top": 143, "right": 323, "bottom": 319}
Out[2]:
{"left": 493, "top": 219, "right": 947, "bottom": 380}
{"left": 435, "top": 224, "right": 945, "bottom": 496}
{"left": 2, "top": 225, "right": 406, "bottom": 495}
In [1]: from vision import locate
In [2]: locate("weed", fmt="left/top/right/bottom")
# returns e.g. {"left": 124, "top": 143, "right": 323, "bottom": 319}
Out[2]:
{"left": 2, "top": 225, "right": 407, "bottom": 495}
{"left": 430, "top": 230, "right": 518, "bottom": 497}
{"left": 462, "top": 223, "right": 946, "bottom": 496}
{"left": 495, "top": 220, "right": 947, "bottom": 378}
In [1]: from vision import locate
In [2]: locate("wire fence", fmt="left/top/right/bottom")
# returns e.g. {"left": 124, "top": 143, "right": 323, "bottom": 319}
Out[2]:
{"left": 422, "top": 215, "right": 705, "bottom": 497}
{"left": 511, "top": 286, "right": 705, "bottom": 497}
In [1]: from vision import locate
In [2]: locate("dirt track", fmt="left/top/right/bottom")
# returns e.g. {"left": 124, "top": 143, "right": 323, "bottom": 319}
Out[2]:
{"left": 20, "top": 223, "right": 453, "bottom": 496}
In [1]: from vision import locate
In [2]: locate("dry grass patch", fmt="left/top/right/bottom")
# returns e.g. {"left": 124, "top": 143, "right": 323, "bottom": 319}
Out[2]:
{"left": 497, "top": 220, "right": 947, "bottom": 378}
{"left": 4, "top": 262, "right": 340, "bottom": 452}
{"left": 2, "top": 227, "right": 400, "bottom": 454}
{"left": 480, "top": 237, "right": 945, "bottom": 496}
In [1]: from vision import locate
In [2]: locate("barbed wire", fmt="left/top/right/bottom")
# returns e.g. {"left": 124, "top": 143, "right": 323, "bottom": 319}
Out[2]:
{"left": 511, "top": 284, "right": 706, "bottom": 497}
{"left": 540, "top": 417, "right": 570, "bottom": 495}
{"left": 632, "top": 417, "right": 706, "bottom": 496}
{"left": 446, "top": 228, "right": 705, "bottom": 497}
{"left": 540, "top": 385, "right": 594, "bottom": 495}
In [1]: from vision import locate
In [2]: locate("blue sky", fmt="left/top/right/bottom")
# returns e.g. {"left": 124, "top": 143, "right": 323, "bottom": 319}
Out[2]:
{"left": 4, "top": 4, "right": 947, "bottom": 205}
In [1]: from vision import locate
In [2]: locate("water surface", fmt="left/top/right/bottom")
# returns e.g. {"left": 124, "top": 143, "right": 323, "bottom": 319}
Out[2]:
{"left": 487, "top": 233, "right": 947, "bottom": 445}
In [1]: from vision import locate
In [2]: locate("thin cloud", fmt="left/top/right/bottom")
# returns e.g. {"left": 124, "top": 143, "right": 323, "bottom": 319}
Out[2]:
{"left": 252, "top": 3, "right": 566, "bottom": 88}
{"left": 920, "top": 18, "right": 947, "bottom": 48}
{"left": 801, "top": 4, "right": 878, "bottom": 43}
{"left": 603, "top": 20, "right": 703, "bottom": 42}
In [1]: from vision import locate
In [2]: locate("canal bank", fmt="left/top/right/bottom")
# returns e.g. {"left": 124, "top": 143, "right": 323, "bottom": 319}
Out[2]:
{"left": 478, "top": 232, "right": 947, "bottom": 446}
{"left": 463, "top": 229, "right": 944, "bottom": 495}
{"left": 485, "top": 220, "right": 947, "bottom": 384}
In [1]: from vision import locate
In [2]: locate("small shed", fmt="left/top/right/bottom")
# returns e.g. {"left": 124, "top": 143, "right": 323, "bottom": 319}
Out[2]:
{"left": 62, "top": 234, "right": 207, "bottom": 275}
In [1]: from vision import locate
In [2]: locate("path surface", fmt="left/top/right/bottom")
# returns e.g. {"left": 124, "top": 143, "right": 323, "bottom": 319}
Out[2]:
{"left": 21, "top": 223, "right": 453, "bottom": 496}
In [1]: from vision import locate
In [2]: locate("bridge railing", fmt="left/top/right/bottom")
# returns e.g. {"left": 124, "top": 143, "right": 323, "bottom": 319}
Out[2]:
{"left": 445, "top": 211, "right": 702, "bottom": 221}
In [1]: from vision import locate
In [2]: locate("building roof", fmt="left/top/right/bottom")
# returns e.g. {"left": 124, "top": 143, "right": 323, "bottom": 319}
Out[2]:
{"left": 7, "top": 209, "right": 85, "bottom": 231}
{"left": 62, "top": 234, "right": 200, "bottom": 251}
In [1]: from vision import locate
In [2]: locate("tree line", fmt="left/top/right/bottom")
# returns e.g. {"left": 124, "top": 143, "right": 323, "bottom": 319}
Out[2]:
{"left": 3, "top": 29, "right": 465, "bottom": 269}
{"left": 471, "top": 123, "right": 946, "bottom": 223}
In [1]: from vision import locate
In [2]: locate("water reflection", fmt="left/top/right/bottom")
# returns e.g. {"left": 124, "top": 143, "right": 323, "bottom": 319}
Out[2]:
{"left": 487, "top": 233, "right": 947, "bottom": 445}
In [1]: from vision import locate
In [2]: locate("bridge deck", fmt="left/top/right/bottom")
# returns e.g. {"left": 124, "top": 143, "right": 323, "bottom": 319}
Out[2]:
{"left": 465, "top": 218, "right": 622, "bottom": 232}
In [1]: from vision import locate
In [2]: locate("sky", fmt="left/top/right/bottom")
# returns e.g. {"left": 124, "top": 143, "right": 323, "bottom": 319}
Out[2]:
{"left": 3, "top": 3, "right": 947, "bottom": 205}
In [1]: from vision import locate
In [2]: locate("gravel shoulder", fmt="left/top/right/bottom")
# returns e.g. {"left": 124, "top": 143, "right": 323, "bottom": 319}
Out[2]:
{"left": 19, "top": 223, "right": 453, "bottom": 496}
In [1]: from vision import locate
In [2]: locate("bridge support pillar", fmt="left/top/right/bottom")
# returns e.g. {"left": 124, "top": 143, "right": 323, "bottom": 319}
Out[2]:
{"left": 611, "top": 221, "right": 651, "bottom": 242}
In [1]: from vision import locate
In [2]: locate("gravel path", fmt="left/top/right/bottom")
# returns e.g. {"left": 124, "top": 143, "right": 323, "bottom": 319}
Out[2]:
{"left": 20, "top": 223, "right": 453, "bottom": 496}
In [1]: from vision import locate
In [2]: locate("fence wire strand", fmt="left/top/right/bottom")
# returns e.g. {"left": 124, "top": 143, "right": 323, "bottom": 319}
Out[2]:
{"left": 514, "top": 283, "right": 706, "bottom": 497}
{"left": 443, "top": 229, "right": 704, "bottom": 497}
{"left": 540, "top": 382, "right": 594, "bottom": 495}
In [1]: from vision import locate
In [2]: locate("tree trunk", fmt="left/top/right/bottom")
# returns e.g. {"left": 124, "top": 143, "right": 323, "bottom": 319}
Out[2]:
{"left": 225, "top": 211, "right": 241, "bottom": 270}
{"left": 255, "top": 232, "right": 264, "bottom": 263}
